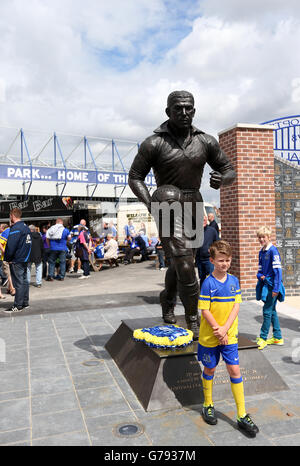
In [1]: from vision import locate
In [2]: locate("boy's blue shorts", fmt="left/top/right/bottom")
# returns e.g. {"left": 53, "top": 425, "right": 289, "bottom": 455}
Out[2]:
{"left": 197, "top": 343, "right": 239, "bottom": 368}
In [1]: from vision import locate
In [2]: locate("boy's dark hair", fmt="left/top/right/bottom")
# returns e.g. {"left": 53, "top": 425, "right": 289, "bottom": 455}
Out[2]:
{"left": 209, "top": 240, "right": 232, "bottom": 259}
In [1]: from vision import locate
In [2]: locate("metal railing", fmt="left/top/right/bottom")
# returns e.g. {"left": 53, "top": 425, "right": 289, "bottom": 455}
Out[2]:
{"left": 262, "top": 115, "right": 300, "bottom": 165}
{"left": 0, "top": 126, "right": 143, "bottom": 197}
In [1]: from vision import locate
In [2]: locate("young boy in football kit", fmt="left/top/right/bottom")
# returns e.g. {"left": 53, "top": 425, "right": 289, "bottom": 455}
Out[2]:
{"left": 198, "top": 240, "right": 259, "bottom": 437}
{"left": 256, "top": 226, "right": 284, "bottom": 350}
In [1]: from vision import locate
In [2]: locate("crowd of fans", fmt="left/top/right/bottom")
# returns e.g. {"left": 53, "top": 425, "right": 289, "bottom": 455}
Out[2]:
{"left": 0, "top": 207, "right": 219, "bottom": 313}
{"left": 0, "top": 214, "right": 168, "bottom": 295}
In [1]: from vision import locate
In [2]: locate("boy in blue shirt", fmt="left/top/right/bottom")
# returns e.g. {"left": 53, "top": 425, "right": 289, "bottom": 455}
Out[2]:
{"left": 198, "top": 240, "right": 259, "bottom": 437}
{"left": 94, "top": 238, "right": 105, "bottom": 258}
{"left": 256, "top": 226, "right": 284, "bottom": 350}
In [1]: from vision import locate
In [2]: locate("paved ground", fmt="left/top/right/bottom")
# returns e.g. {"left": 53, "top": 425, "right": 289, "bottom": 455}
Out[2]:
{"left": 0, "top": 262, "right": 299, "bottom": 447}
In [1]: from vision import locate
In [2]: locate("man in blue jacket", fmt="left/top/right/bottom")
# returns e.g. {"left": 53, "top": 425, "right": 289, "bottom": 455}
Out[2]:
{"left": 3, "top": 208, "right": 32, "bottom": 313}
{"left": 195, "top": 216, "right": 219, "bottom": 288}
{"left": 46, "top": 218, "right": 71, "bottom": 281}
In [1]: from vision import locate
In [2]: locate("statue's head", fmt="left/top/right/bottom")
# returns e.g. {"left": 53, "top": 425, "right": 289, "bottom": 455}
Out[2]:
{"left": 166, "top": 90, "right": 195, "bottom": 130}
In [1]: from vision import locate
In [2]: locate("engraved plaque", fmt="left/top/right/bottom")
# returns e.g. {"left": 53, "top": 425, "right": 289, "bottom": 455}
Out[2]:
{"left": 275, "top": 158, "right": 300, "bottom": 292}
{"left": 275, "top": 176, "right": 281, "bottom": 191}
{"left": 284, "top": 201, "right": 292, "bottom": 212}
{"left": 284, "top": 192, "right": 300, "bottom": 199}
{"left": 283, "top": 174, "right": 292, "bottom": 186}
{"left": 274, "top": 163, "right": 281, "bottom": 175}
{"left": 284, "top": 212, "right": 293, "bottom": 228}
{"left": 285, "top": 227, "right": 292, "bottom": 238}
{"left": 285, "top": 239, "right": 300, "bottom": 247}
{"left": 285, "top": 249, "right": 294, "bottom": 264}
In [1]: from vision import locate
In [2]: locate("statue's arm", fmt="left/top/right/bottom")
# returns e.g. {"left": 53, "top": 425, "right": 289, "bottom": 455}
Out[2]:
{"left": 204, "top": 135, "right": 236, "bottom": 189}
{"left": 128, "top": 138, "right": 155, "bottom": 211}
{"left": 129, "top": 178, "right": 152, "bottom": 211}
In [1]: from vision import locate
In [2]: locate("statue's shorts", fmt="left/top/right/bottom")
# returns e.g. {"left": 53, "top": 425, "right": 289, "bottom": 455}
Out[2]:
{"left": 152, "top": 187, "right": 204, "bottom": 259}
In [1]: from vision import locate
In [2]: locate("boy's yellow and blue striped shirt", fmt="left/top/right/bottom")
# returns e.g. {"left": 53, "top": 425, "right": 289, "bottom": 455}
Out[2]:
{"left": 198, "top": 273, "right": 242, "bottom": 347}
{"left": 0, "top": 228, "right": 9, "bottom": 260}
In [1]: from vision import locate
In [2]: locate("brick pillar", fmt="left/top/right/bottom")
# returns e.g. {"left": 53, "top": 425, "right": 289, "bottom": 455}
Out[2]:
{"left": 219, "top": 124, "right": 275, "bottom": 299}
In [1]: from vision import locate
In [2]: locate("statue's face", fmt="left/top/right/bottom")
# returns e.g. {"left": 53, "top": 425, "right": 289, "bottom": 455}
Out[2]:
{"left": 166, "top": 97, "right": 195, "bottom": 129}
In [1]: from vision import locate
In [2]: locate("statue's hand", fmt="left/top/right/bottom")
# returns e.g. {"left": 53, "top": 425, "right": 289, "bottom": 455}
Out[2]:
{"left": 209, "top": 171, "right": 222, "bottom": 190}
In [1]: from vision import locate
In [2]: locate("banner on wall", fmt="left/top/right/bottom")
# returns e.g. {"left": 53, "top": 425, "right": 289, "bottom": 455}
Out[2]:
{"left": 0, "top": 165, "right": 155, "bottom": 186}
{"left": 0, "top": 196, "right": 74, "bottom": 217}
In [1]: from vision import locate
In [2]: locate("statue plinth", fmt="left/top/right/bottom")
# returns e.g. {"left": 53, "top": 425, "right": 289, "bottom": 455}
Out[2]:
{"left": 105, "top": 316, "right": 288, "bottom": 412}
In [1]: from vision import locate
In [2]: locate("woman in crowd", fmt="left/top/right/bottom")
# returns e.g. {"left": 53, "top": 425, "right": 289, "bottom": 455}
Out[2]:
{"left": 76, "top": 225, "right": 91, "bottom": 280}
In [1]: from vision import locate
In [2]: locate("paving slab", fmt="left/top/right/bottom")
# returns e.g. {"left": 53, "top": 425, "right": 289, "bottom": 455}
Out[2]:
{"left": 0, "top": 261, "right": 299, "bottom": 446}
{"left": 31, "top": 408, "right": 85, "bottom": 439}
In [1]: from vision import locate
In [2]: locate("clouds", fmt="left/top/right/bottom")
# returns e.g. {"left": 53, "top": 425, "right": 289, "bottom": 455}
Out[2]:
{"left": 200, "top": 0, "right": 300, "bottom": 23}
{"left": 2, "top": 0, "right": 300, "bottom": 135}
{"left": 160, "top": 13, "right": 300, "bottom": 130}
{"left": 1, "top": 0, "right": 300, "bottom": 203}
{"left": 0, "top": 0, "right": 189, "bottom": 133}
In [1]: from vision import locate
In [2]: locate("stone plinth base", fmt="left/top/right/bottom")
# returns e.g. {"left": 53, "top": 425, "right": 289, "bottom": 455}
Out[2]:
{"left": 105, "top": 316, "right": 288, "bottom": 412}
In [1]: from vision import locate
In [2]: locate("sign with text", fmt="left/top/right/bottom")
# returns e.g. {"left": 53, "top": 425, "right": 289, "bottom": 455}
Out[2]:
{"left": 0, "top": 164, "right": 155, "bottom": 186}
{"left": 0, "top": 196, "right": 74, "bottom": 218}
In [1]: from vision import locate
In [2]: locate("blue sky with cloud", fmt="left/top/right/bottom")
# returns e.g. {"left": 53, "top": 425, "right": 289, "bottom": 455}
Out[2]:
{"left": 1, "top": 0, "right": 300, "bottom": 204}
{"left": 89, "top": 0, "right": 200, "bottom": 70}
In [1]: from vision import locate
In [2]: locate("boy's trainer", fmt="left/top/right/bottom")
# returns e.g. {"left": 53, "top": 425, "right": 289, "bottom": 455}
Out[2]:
{"left": 257, "top": 337, "right": 267, "bottom": 350}
{"left": 266, "top": 337, "right": 284, "bottom": 345}
{"left": 202, "top": 405, "right": 217, "bottom": 425}
{"left": 237, "top": 413, "right": 259, "bottom": 437}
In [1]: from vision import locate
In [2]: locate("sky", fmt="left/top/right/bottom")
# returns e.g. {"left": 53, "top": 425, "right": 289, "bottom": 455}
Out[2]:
{"left": 1, "top": 0, "right": 300, "bottom": 204}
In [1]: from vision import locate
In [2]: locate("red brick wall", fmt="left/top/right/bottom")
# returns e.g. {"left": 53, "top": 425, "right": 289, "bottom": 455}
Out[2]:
{"left": 219, "top": 125, "right": 275, "bottom": 297}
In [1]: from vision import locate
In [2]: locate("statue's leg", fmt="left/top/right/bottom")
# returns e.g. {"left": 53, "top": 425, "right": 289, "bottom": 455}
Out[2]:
{"left": 173, "top": 254, "right": 199, "bottom": 336}
{"left": 160, "top": 257, "right": 177, "bottom": 323}
{"left": 151, "top": 186, "right": 202, "bottom": 330}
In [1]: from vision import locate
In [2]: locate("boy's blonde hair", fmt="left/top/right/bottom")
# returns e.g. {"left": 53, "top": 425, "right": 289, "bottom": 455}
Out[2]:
{"left": 209, "top": 240, "right": 232, "bottom": 259}
{"left": 256, "top": 226, "right": 271, "bottom": 237}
